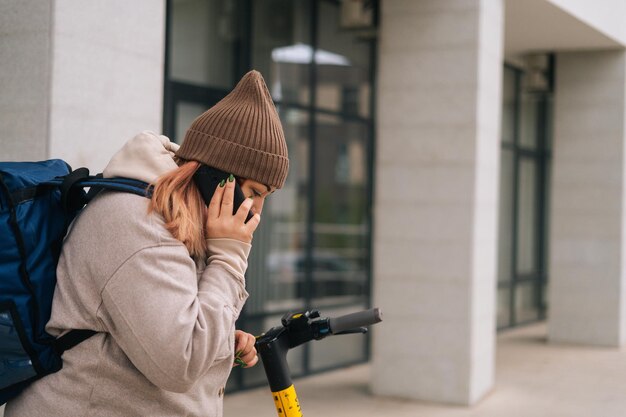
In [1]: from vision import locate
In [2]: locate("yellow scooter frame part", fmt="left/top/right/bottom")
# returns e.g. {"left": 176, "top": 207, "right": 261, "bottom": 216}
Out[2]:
{"left": 272, "top": 384, "right": 302, "bottom": 417}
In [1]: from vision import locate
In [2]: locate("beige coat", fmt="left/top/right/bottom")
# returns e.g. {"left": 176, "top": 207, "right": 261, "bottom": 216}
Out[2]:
{"left": 5, "top": 132, "right": 250, "bottom": 417}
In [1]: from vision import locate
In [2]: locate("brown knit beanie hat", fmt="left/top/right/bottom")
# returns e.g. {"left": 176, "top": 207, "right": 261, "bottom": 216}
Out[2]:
{"left": 176, "top": 70, "right": 289, "bottom": 188}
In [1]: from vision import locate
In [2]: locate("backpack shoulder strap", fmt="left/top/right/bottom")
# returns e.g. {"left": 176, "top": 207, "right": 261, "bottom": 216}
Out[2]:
{"left": 53, "top": 329, "right": 97, "bottom": 355}
{"left": 59, "top": 167, "right": 90, "bottom": 211}
{"left": 44, "top": 170, "right": 152, "bottom": 212}
{"left": 78, "top": 177, "right": 153, "bottom": 201}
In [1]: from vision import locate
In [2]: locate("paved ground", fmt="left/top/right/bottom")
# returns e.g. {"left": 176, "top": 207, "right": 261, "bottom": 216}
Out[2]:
{"left": 224, "top": 323, "right": 626, "bottom": 417}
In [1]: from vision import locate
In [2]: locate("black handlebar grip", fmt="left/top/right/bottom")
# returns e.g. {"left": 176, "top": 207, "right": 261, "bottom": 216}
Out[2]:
{"left": 328, "top": 308, "right": 383, "bottom": 334}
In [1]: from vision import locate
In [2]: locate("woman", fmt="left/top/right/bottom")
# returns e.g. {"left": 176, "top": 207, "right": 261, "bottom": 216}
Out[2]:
{"left": 5, "top": 70, "right": 289, "bottom": 417}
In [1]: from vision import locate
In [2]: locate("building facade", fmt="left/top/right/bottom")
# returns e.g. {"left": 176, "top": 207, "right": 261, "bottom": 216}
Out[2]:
{"left": 3, "top": 0, "right": 626, "bottom": 407}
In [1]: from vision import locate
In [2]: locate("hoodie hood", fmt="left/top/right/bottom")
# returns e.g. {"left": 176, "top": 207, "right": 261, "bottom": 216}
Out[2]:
{"left": 103, "top": 131, "right": 180, "bottom": 184}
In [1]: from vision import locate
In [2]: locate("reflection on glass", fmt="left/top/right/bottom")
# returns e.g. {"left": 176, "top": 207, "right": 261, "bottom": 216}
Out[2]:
{"left": 313, "top": 115, "right": 368, "bottom": 306}
{"left": 317, "top": 1, "right": 371, "bottom": 118}
{"left": 519, "top": 92, "right": 539, "bottom": 149}
{"left": 497, "top": 149, "right": 514, "bottom": 282}
{"left": 170, "top": 0, "right": 238, "bottom": 88}
{"left": 501, "top": 67, "right": 517, "bottom": 143}
{"left": 515, "top": 282, "right": 540, "bottom": 323}
{"left": 246, "top": 109, "right": 309, "bottom": 314}
{"left": 517, "top": 158, "right": 537, "bottom": 274}
{"left": 175, "top": 102, "right": 207, "bottom": 143}
{"left": 252, "top": 0, "right": 311, "bottom": 105}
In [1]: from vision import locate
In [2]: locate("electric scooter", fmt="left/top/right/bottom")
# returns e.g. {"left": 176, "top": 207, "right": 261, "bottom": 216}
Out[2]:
{"left": 255, "top": 308, "right": 383, "bottom": 417}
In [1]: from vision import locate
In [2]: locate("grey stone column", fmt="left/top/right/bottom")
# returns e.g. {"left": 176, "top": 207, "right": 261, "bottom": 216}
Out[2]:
{"left": 0, "top": 0, "right": 165, "bottom": 169}
{"left": 372, "top": 0, "right": 503, "bottom": 404}
{"left": 371, "top": 0, "right": 504, "bottom": 405}
{"left": 549, "top": 51, "right": 626, "bottom": 347}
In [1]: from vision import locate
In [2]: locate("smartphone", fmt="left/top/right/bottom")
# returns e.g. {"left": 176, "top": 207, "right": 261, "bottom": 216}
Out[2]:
{"left": 193, "top": 165, "right": 254, "bottom": 223}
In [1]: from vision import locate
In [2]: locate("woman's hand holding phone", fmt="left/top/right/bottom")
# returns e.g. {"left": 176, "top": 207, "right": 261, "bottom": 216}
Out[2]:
{"left": 205, "top": 176, "right": 260, "bottom": 243}
{"left": 194, "top": 165, "right": 254, "bottom": 223}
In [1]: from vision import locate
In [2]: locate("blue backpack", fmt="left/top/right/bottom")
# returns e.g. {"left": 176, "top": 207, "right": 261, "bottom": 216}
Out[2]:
{"left": 0, "top": 159, "right": 151, "bottom": 404}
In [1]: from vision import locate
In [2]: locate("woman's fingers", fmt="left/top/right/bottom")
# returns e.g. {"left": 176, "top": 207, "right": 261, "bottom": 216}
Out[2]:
{"left": 234, "top": 198, "right": 254, "bottom": 223}
{"left": 234, "top": 331, "right": 259, "bottom": 368}
{"left": 244, "top": 332, "right": 256, "bottom": 352}
{"left": 242, "top": 353, "right": 259, "bottom": 368}
{"left": 235, "top": 331, "right": 255, "bottom": 353}
{"left": 220, "top": 175, "right": 235, "bottom": 215}
{"left": 245, "top": 213, "right": 261, "bottom": 234}
{"left": 234, "top": 330, "right": 246, "bottom": 353}
{"left": 207, "top": 180, "right": 225, "bottom": 219}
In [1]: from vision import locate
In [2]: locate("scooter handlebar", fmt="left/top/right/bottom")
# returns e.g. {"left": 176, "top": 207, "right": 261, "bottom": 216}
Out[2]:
{"left": 328, "top": 308, "right": 383, "bottom": 334}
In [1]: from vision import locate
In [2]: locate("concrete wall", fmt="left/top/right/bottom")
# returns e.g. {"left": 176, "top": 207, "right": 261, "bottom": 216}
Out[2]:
{"left": 0, "top": 0, "right": 53, "bottom": 161}
{"left": 49, "top": 0, "right": 165, "bottom": 172}
{"left": 372, "top": 0, "right": 503, "bottom": 405}
{"left": 549, "top": 51, "right": 626, "bottom": 346}
{"left": 0, "top": 0, "right": 165, "bottom": 171}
